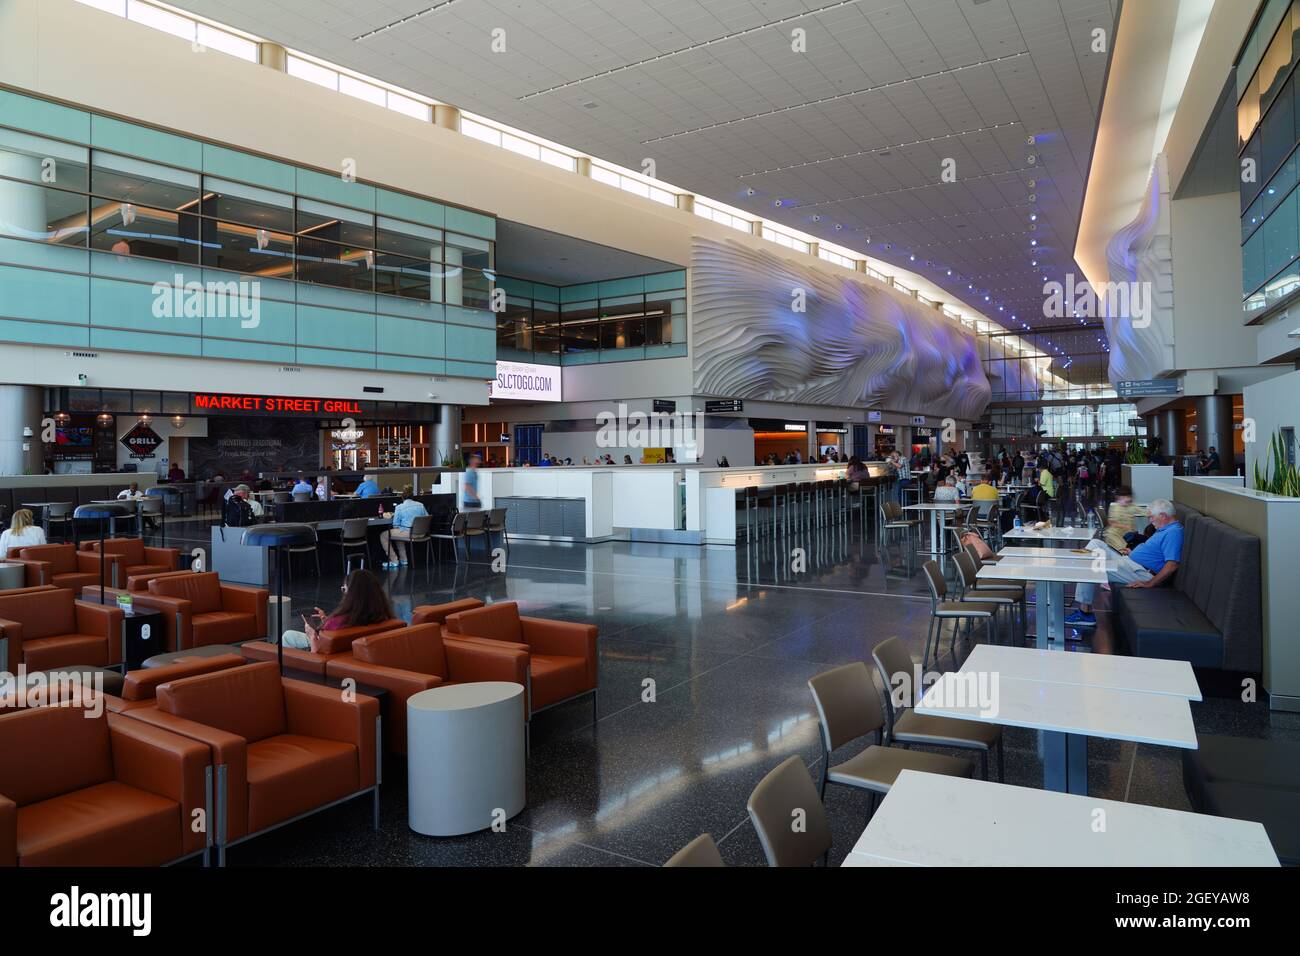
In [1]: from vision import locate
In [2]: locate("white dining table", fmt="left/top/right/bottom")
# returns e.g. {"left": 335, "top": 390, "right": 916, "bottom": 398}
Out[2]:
{"left": 1003, "top": 525, "right": 1097, "bottom": 548}
{"left": 917, "top": 653, "right": 1198, "bottom": 795}
{"left": 841, "top": 771, "right": 1277, "bottom": 867}
{"left": 997, "top": 545, "right": 1098, "bottom": 560}
{"left": 979, "top": 556, "right": 1108, "bottom": 648}
{"left": 962, "top": 644, "right": 1202, "bottom": 700}
{"left": 903, "top": 502, "right": 961, "bottom": 555}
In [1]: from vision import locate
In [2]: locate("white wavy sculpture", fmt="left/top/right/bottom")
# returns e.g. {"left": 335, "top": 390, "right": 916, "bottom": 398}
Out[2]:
{"left": 1104, "top": 153, "right": 1175, "bottom": 383}
{"left": 691, "top": 236, "right": 991, "bottom": 420}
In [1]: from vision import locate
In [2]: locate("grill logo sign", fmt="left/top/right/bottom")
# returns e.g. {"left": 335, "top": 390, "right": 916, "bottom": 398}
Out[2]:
{"left": 120, "top": 422, "right": 163, "bottom": 460}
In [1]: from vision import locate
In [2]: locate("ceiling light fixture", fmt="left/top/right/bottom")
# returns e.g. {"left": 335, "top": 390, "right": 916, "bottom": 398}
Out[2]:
{"left": 354, "top": 0, "right": 460, "bottom": 41}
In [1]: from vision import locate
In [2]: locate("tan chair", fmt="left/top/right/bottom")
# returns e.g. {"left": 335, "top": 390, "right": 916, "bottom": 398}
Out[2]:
{"left": 334, "top": 517, "right": 373, "bottom": 571}
{"left": 463, "top": 510, "right": 489, "bottom": 557}
{"left": 953, "top": 550, "right": 1024, "bottom": 644}
{"left": 664, "top": 833, "right": 726, "bottom": 867}
{"left": 879, "top": 499, "right": 920, "bottom": 550}
{"left": 807, "top": 661, "right": 972, "bottom": 821}
{"left": 920, "top": 560, "right": 999, "bottom": 670}
{"left": 746, "top": 756, "right": 833, "bottom": 867}
{"left": 871, "top": 636, "right": 1004, "bottom": 781}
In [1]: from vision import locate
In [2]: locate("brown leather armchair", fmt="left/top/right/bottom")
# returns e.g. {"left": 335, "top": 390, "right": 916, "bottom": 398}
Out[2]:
{"left": 326, "top": 622, "right": 528, "bottom": 753}
{"left": 80, "top": 537, "right": 179, "bottom": 582}
{"left": 0, "top": 705, "right": 210, "bottom": 866}
{"left": 127, "top": 661, "right": 379, "bottom": 865}
{"left": 0, "top": 587, "right": 122, "bottom": 673}
{"left": 444, "top": 601, "right": 598, "bottom": 719}
{"left": 105, "top": 654, "right": 247, "bottom": 714}
{"left": 9, "top": 543, "right": 120, "bottom": 591}
{"left": 240, "top": 618, "right": 405, "bottom": 675}
{"left": 411, "top": 597, "right": 484, "bottom": 626}
{"left": 128, "top": 572, "right": 268, "bottom": 651}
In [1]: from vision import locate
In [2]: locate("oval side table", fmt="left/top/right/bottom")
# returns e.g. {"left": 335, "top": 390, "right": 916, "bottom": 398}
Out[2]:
{"left": 407, "top": 681, "right": 526, "bottom": 836}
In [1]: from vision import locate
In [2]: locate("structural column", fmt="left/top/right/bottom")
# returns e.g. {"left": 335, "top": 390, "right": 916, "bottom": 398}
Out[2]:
{"left": 1157, "top": 408, "right": 1185, "bottom": 459}
{"left": 1195, "top": 394, "right": 1236, "bottom": 472}
{"left": 433, "top": 104, "right": 461, "bottom": 132}
{"left": 432, "top": 404, "right": 462, "bottom": 466}
{"left": 0, "top": 385, "right": 44, "bottom": 475}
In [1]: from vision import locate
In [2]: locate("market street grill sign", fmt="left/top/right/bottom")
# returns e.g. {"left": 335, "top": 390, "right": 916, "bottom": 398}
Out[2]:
{"left": 192, "top": 393, "right": 367, "bottom": 416}
{"left": 120, "top": 422, "right": 163, "bottom": 460}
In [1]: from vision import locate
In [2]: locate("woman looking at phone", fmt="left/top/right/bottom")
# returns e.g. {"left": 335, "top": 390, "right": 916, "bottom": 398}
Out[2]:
{"left": 280, "top": 568, "right": 396, "bottom": 651}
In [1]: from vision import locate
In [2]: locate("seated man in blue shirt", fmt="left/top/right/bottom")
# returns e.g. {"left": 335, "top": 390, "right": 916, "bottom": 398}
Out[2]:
{"left": 380, "top": 488, "right": 428, "bottom": 568}
{"left": 354, "top": 474, "right": 381, "bottom": 498}
{"left": 291, "top": 473, "right": 313, "bottom": 496}
{"left": 1065, "top": 498, "right": 1184, "bottom": 627}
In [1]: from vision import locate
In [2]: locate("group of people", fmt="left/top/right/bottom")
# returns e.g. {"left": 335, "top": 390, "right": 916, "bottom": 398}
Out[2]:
{"left": 760, "top": 447, "right": 845, "bottom": 466}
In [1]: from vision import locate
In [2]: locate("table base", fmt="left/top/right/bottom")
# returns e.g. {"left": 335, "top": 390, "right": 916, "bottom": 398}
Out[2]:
{"left": 1043, "top": 731, "right": 1089, "bottom": 795}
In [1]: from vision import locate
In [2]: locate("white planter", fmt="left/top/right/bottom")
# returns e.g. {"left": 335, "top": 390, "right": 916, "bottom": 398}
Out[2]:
{"left": 1122, "top": 464, "right": 1174, "bottom": 502}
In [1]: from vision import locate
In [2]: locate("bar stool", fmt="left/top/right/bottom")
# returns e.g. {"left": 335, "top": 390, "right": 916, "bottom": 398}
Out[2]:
{"left": 796, "top": 482, "right": 814, "bottom": 528}
{"left": 739, "top": 487, "right": 758, "bottom": 541}
{"left": 775, "top": 483, "right": 795, "bottom": 535}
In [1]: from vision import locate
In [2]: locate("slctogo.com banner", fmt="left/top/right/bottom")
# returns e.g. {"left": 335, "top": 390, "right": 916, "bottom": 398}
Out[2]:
{"left": 491, "top": 361, "right": 562, "bottom": 402}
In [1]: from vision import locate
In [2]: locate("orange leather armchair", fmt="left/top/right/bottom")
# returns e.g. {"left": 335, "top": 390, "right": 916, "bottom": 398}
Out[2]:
{"left": 411, "top": 597, "right": 485, "bottom": 626}
{"left": 0, "top": 587, "right": 122, "bottom": 673}
{"left": 241, "top": 617, "right": 405, "bottom": 675}
{"left": 128, "top": 662, "right": 379, "bottom": 865}
{"left": 0, "top": 705, "right": 210, "bottom": 866}
{"left": 326, "top": 622, "right": 528, "bottom": 753}
{"left": 9, "top": 543, "right": 120, "bottom": 591}
{"left": 129, "top": 572, "right": 268, "bottom": 651}
{"left": 105, "top": 654, "right": 247, "bottom": 714}
{"left": 444, "top": 601, "right": 598, "bottom": 718}
{"left": 80, "top": 538, "right": 179, "bottom": 582}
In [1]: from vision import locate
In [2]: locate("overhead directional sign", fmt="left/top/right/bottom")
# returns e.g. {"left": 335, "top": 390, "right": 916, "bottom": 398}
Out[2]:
{"left": 1116, "top": 379, "right": 1180, "bottom": 398}
{"left": 705, "top": 399, "right": 744, "bottom": 413}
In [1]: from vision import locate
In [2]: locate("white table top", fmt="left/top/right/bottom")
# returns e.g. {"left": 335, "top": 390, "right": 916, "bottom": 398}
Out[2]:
{"left": 978, "top": 559, "right": 1108, "bottom": 584}
{"left": 903, "top": 502, "right": 960, "bottom": 511}
{"left": 408, "top": 681, "right": 523, "bottom": 712}
{"left": 916, "top": 670, "right": 1198, "bottom": 748}
{"left": 843, "top": 771, "right": 1277, "bottom": 867}
{"left": 963, "top": 644, "right": 1202, "bottom": 700}
{"left": 998, "top": 546, "right": 1097, "bottom": 559}
{"left": 1004, "top": 526, "right": 1096, "bottom": 541}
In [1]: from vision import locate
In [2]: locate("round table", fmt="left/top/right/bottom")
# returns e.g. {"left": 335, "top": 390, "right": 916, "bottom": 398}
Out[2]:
{"left": 0, "top": 562, "right": 26, "bottom": 590}
{"left": 142, "top": 644, "right": 243, "bottom": 668}
{"left": 407, "top": 681, "right": 526, "bottom": 836}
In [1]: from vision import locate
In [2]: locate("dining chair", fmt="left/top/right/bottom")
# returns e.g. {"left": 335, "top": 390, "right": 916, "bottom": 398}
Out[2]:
{"left": 286, "top": 526, "right": 321, "bottom": 580}
{"left": 663, "top": 833, "right": 726, "bottom": 867}
{"left": 746, "top": 756, "right": 834, "bottom": 867}
{"left": 334, "top": 517, "right": 372, "bottom": 570}
{"left": 406, "top": 513, "right": 436, "bottom": 566}
{"left": 871, "top": 636, "right": 1004, "bottom": 781}
{"left": 920, "top": 560, "right": 999, "bottom": 669}
{"left": 806, "top": 662, "right": 972, "bottom": 825}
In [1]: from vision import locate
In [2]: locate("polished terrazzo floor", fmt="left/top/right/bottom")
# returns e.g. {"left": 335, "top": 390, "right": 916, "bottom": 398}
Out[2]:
{"left": 147, "top": 511, "right": 1298, "bottom": 867}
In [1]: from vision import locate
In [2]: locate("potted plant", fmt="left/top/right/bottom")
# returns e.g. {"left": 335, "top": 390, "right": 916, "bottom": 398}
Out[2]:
{"left": 1124, "top": 436, "right": 1148, "bottom": 465}
{"left": 1253, "top": 430, "right": 1300, "bottom": 496}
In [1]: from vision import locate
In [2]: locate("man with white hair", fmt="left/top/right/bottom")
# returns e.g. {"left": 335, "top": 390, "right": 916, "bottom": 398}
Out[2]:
{"left": 1066, "top": 498, "right": 1184, "bottom": 627}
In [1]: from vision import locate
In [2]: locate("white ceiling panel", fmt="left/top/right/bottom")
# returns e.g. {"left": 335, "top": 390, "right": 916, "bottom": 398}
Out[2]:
{"left": 164, "top": 0, "right": 1118, "bottom": 348}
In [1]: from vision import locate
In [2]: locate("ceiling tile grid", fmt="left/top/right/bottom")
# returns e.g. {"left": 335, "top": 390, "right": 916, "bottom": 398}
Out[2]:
{"left": 165, "top": 0, "right": 1119, "bottom": 376}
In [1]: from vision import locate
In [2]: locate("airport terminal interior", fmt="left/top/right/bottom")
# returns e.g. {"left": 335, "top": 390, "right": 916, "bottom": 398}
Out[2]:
{"left": 0, "top": 0, "right": 1298, "bottom": 874}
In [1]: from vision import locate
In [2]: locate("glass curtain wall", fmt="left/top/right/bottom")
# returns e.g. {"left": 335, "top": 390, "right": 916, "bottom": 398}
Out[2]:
{"left": 1238, "top": 0, "right": 1300, "bottom": 316}
{"left": 0, "top": 130, "right": 494, "bottom": 306}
